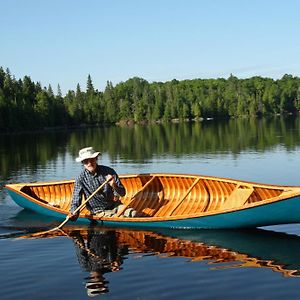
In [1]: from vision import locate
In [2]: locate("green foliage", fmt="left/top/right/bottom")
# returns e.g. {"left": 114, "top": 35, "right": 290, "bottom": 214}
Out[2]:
{"left": 1, "top": 67, "right": 300, "bottom": 132}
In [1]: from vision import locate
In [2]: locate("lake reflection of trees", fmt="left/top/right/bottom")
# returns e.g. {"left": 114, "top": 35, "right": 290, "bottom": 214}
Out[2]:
{"left": 1, "top": 116, "right": 300, "bottom": 178}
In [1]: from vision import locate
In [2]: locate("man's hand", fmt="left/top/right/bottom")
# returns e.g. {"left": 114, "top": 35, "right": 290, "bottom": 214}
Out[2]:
{"left": 67, "top": 212, "right": 79, "bottom": 221}
{"left": 106, "top": 174, "right": 117, "bottom": 189}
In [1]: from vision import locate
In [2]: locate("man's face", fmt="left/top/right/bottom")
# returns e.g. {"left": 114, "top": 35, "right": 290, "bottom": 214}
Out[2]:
{"left": 82, "top": 157, "right": 97, "bottom": 173}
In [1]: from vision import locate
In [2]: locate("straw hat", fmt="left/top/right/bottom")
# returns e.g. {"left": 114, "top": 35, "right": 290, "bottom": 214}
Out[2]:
{"left": 75, "top": 147, "right": 101, "bottom": 162}
{"left": 85, "top": 281, "right": 108, "bottom": 297}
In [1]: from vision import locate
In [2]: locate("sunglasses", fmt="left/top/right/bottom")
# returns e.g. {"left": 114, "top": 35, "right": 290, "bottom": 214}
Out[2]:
{"left": 82, "top": 158, "right": 96, "bottom": 165}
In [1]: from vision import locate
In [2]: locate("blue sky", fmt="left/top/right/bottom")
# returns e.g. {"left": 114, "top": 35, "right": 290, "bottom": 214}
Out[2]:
{"left": 1, "top": 0, "right": 300, "bottom": 94}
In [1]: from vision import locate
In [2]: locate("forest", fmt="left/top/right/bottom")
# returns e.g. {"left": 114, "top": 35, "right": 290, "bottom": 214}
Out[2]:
{"left": 0, "top": 66, "right": 300, "bottom": 131}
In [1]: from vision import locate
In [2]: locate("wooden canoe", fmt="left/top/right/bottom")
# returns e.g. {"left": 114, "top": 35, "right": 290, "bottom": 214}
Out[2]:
{"left": 5, "top": 173, "right": 300, "bottom": 229}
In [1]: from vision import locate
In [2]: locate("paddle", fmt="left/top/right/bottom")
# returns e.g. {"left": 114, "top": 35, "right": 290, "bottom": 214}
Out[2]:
{"left": 20, "top": 175, "right": 155, "bottom": 238}
{"left": 28, "top": 178, "right": 110, "bottom": 237}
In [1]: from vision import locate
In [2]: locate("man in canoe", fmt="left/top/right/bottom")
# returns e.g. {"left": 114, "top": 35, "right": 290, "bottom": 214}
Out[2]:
{"left": 68, "top": 146, "right": 136, "bottom": 220}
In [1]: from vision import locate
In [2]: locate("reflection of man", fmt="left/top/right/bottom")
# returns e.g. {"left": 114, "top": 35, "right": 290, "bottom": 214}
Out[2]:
{"left": 69, "top": 228, "right": 128, "bottom": 297}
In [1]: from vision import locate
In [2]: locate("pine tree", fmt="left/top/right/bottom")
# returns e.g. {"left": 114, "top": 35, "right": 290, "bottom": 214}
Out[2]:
{"left": 86, "top": 74, "right": 94, "bottom": 95}
{"left": 57, "top": 84, "right": 62, "bottom": 97}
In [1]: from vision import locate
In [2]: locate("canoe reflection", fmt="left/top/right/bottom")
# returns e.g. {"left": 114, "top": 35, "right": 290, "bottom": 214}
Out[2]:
{"left": 59, "top": 225, "right": 300, "bottom": 290}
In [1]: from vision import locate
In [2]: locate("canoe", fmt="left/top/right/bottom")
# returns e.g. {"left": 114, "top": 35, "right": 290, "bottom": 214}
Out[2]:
{"left": 5, "top": 173, "right": 300, "bottom": 229}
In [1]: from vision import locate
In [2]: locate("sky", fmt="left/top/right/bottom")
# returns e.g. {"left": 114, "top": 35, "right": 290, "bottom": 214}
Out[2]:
{"left": 1, "top": 0, "right": 300, "bottom": 95}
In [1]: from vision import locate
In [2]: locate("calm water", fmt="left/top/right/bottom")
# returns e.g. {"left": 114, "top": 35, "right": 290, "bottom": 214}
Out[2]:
{"left": 1, "top": 117, "right": 300, "bottom": 299}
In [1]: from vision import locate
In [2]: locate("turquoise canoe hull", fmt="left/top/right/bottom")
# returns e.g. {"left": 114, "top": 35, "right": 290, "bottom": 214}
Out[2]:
{"left": 6, "top": 189, "right": 300, "bottom": 229}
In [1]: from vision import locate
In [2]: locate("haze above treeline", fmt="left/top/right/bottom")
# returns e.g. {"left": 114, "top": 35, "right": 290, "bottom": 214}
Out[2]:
{"left": 1, "top": 66, "right": 300, "bottom": 132}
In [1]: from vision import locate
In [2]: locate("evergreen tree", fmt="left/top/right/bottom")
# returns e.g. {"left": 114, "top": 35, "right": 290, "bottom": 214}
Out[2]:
{"left": 86, "top": 74, "right": 94, "bottom": 95}
{"left": 57, "top": 84, "right": 62, "bottom": 97}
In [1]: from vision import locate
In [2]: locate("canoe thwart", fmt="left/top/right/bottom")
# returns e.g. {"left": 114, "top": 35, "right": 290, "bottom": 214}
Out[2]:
{"left": 168, "top": 177, "right": 201, "bottom": 216}
{"left": 116, "top": 176, "right": 157, "bottom": 217}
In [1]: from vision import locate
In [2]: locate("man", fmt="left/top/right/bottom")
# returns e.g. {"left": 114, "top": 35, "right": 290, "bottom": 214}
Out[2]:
{"left": 68, "top": 147, "right": 135, "bottom": 220}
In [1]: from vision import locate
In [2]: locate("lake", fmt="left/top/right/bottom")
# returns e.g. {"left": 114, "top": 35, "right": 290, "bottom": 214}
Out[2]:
{"left": 1, "top": 117, "right": 300, "bottom": 299}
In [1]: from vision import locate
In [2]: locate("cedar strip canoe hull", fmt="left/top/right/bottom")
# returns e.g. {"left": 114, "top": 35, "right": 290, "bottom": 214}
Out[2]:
{"left": 5, "top": 173, "right": 300, "bottom": 229}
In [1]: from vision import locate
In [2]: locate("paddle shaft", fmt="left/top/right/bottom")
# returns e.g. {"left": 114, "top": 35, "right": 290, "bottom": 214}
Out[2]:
{"left": 18, "top": 178, "right": 111, "bottom": 238}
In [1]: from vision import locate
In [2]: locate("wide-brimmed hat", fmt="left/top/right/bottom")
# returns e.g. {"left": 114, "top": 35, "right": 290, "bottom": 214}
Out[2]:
{"left": 75, "top": 147, "right": 101, "bottom": 162}
{"left": 85, "top": 281, "right": 108, "bottom": 297}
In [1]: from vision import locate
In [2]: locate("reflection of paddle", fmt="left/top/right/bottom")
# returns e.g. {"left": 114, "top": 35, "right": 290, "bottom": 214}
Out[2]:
{"left": 27, "top": 179, "right": 110, "bottom": 237}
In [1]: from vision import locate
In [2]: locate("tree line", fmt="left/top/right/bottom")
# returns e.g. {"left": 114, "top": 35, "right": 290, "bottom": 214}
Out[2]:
{"left": 1, "top": 66, "right": 300, "bottom": 131}
{"left": 2, "top": 117, "right": 300, "bottom": 179}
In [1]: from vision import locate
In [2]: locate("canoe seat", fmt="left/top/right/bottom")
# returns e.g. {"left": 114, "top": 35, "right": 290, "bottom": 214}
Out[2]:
{"left": 221, "top": 187, "right": 254, "bottom": 210}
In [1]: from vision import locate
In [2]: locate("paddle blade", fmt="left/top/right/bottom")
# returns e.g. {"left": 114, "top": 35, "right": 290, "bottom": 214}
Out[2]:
{"left": 16, "top": 227, "right": 65, "bottom": 239}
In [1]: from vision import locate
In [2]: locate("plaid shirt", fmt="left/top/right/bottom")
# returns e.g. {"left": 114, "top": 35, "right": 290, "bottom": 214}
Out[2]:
{"left": 70, "top": 165, "right": 126, "bottom": 214}
{"left": 72, "top": 230, "right": 126, "bottom": 272}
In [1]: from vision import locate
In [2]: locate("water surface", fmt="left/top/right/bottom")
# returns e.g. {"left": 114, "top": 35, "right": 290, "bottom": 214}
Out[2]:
{"left": 1, "top": 117, "right": 300, "bottom": 299}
